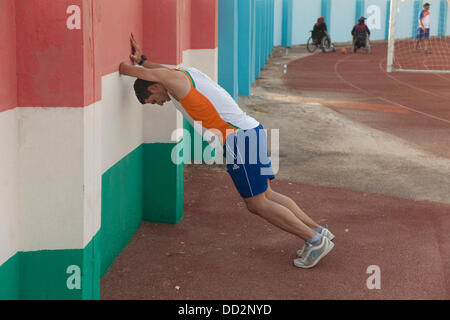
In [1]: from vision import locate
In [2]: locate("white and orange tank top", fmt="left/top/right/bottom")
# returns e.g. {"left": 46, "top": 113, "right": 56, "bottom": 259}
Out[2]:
{"left": 168, "top": 67, "right": 259, "bottom": 144}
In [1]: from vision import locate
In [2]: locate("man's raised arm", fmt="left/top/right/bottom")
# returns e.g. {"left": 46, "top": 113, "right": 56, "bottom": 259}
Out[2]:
{"left": 119, "top": 63, "right": 169, "bottom": 82}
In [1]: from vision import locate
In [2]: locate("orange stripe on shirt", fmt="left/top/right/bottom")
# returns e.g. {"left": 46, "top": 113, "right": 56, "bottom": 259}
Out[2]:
{"left": 179, "top": 87, "right": 237, "bottom": 144}
{"left": 171, "top": 69, "right": 237, "bottom": 144}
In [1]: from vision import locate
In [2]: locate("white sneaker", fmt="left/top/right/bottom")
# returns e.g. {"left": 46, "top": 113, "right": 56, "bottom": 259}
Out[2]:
{"left": 296, "top": 225, "right": 335, "bottom": 257}
{"left": 293, "top": 237, "right": 334, "bottom": 269}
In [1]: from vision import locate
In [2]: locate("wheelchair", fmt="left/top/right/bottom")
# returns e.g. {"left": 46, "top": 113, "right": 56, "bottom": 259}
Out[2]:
{"left": 352, "top": 33, "right": 371, "bottom": 54}
{"left": 307, "top": 30, "right": 336, "bottom": 53}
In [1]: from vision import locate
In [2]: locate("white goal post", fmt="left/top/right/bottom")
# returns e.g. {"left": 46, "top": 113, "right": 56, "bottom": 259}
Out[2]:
{"left": 387, "top": 0, "right": 450, "bottom": 74}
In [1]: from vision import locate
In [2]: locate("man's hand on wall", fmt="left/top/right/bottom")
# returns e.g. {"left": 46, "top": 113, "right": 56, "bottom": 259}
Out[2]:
{"left": 130, "top": 33, "right": 142, "bottom": 65}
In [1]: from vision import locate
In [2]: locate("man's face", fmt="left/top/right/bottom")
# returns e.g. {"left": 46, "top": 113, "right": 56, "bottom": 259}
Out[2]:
{"left": 425, "top": 5, "right": 430, "bottom": 11}
{"left": 145, "top": 84, "right": 171, "bottom": 106}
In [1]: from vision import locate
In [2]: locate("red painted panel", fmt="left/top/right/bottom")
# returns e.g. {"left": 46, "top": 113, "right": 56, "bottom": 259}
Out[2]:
{"left": 0, "top": 0, "right": 17, "bottom": 112}
{"left": 89, "top": 0, "right": 144, "bottom": 103}
{"left": 143, "top": 0, "right": 181, "bottom": 65}
{"left": 8, "top": 0, "right": 218, "bottom": 108}
{"left": 190, "top": 0, "right": 218, "bottom": 50}
{"left": 15, "top": 0, "right": 85, "bottom": 107}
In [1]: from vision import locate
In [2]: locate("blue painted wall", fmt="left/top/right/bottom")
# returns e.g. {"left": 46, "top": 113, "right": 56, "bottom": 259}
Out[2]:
{"left": 292, "top": 0, "right": 321, "bottom": 45}
{"left": 286, "top": 0, "right": 449, "bottom": 45}
{"left": 274, "top": 0, "right": 283, "bottom": 46}
{"left": 330, "top": 0, "right": 357, "bottom": 42}
{"left": 218, "top": 0, "right": 239, "bottom": 100}
{"left": 218, "top": 0, "right": 449, "bottom": 99}
{"left": 219, "top": 0, "right": 275, "bottom": 98}
{"left": 365, "top": 0, "right": 389, "bottom": 40}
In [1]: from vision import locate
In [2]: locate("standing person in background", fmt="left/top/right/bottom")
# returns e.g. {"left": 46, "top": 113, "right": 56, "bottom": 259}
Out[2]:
{"left": 415, "top": 3, "right": 431, "bottom": 54}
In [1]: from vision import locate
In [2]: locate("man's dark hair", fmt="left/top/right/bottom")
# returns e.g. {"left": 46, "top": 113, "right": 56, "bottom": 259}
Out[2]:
{"left": 424, "top": 2, "right": 430, "bottom": 7}
{"left": 133, "top": 79, "right": 158, "bottom": 104}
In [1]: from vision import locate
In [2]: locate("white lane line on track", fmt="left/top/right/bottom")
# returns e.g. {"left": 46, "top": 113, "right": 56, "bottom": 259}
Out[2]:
{"left": 333, "top": 57, "right": 450, "bottom": 125}
{"left": 377, "top": 58, "right": 450, "bottom": 101}
{"left": 423, "top": 62, "right": 450, "bottom": 82}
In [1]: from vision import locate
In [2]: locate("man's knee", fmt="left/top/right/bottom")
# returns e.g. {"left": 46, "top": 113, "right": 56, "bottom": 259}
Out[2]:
{"left": 245, "top": 194, "right": 268, "bottom": 215}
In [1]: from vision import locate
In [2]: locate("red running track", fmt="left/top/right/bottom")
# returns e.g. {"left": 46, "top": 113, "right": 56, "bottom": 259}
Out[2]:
{"left": 285, "top": 43, "right": 450, "bottom": 158}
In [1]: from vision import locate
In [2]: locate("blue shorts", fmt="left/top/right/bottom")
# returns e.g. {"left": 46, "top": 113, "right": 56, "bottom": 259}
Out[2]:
{"left": 417, "top": 28, "right": 430, "bottom": 39}
{"left": 224, "top": 124, "right": 275, "bottom": 199}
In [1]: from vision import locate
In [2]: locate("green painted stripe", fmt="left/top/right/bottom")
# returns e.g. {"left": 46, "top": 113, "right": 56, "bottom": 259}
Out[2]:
{"left": 0, "top": 233, "right": 100, "bottom": 300}
{"left": 0, "top": 141, "right": 184, "bottom": 300}
{"left": 183, "top": 70, "right": 196, "bottom": 88}
{"left": 143, "top": 142, "right": 184, "bottom": 224}
{"left": 226, "top": 121, "right": 241, "bottom": 130}
{"left": 183, "top": 118, "right": 216, "bottom": 163}
{"left": 0, "top": 253, "right": 20, "bottom": 300}
{"left": 100, "top": 145, "right": 143, "bottom": 277}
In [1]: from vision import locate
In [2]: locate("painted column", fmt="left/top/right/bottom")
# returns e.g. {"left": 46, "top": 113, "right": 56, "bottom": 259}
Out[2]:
{"left": 386, "top": 0, "right": 392, "bottom": 40}
{"left": 438, "top": 0, "right": 448, "bottom": 36}
{"left": 238, "top": 0, "right": 253, "bottom": 96}
{"left": 356, "top": 0, "right": 365, "bottom": 20}
{"left": 251, "top": 0, "right": 257, "bottom": 83}
{"left": 140, "top": 0, "right": 185, "bottom": 224}
{"left": 413, "top": 0, "right": 421, "bottom": 37}
{"left": 0, "top": 0, "right": 19, "bottom": 300}
{"left": 181, "top": 0, "right": 219, "bottom": 165}
{"left": 282, "top": 0, "right": 293, "bottom": 47}
{"left": 321, "top": 0, "right": 331, "bottom": 30}
{"left": 218, "top": 0, "right": 239, "bottom": 100}
{"left": 13, "top": 0, "right": 101, "bottom": 299}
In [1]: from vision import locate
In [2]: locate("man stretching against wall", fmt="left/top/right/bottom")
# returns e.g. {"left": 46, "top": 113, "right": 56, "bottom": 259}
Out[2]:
{"left": 119, "top": 34, "right": 335, "bottom": 269}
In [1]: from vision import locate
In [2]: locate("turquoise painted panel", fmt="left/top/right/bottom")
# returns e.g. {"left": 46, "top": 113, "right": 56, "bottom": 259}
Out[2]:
{"left": 446, "top": 0, "right": 450, "bottom": 35}
{"left": 251, "top": 0, "right": 257, "bottom": 83}
{"left": 439, "top": 0, "right": 448, "bottom": 36}
{"left": 385, "top": 0, "right": 391, "bottom": 40}
{"left": 282, "top": 0, "right": 293, "bottom": 46}
{"left": 218, "top": 0, "right": 239, "bottom": 101}
{"left": 321, "top": 0, "right": 331, "bottom": 27}
{"left": 238, "top": 0, "right": 252, "bottom": 96}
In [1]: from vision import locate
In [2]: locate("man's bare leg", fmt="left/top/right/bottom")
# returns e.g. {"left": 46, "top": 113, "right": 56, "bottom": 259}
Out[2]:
{"left": 244, "top": 192, "right": 316, "bottom": 241}
{"left": 415, "top": 38, "right": 421, "bottom": 51}
{"left": 265, "top": 180, "right": 321, "bottom": 230}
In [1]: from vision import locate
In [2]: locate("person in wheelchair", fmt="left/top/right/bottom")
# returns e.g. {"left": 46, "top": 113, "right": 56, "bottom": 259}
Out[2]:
{"left": 351, "top": 17, "right": 371, "bottom": 53}
{"left": 312, "top": 16, "right": 331, "bottom": 46}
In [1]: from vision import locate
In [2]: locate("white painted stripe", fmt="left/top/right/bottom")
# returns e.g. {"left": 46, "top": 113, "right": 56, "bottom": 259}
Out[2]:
{"left": 83, "top": 102, "right": 102, "bottom": 247}
{"left": 143, "top": 103, "right": 184, "bottom": 144}
{"left": 101, "top": 72, "right": 143, "bottom": 174}
{"left": 182, "top": 48, "right": 218, "bottom": 82}
{"left": 0, "top": 108, "right": 19, "bottom": 265}
{"left": 18, "top": 107, "right": 85, "bottom": 251}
